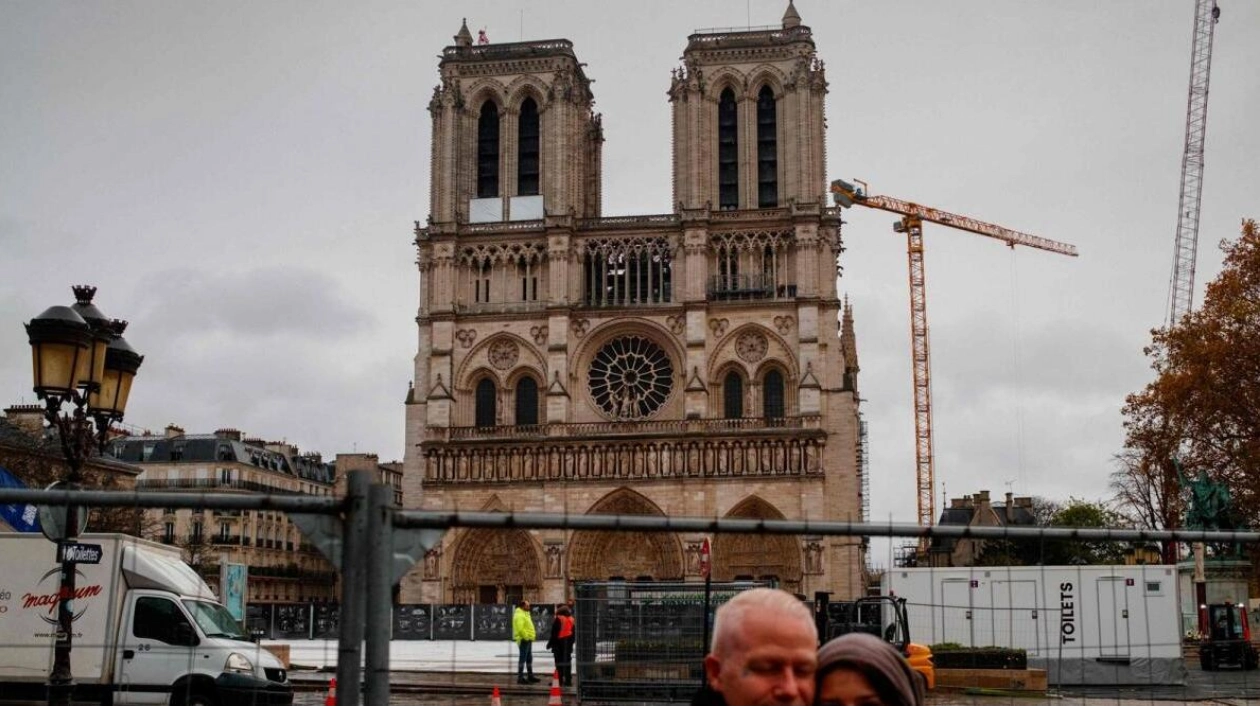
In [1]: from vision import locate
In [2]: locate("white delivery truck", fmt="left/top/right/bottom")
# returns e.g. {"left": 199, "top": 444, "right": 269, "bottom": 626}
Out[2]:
{"left": 0, "top": 533, "right": 292, "bottom": 705}
{"left": 883, "top": 564, "right": 1187, "bottom": 685}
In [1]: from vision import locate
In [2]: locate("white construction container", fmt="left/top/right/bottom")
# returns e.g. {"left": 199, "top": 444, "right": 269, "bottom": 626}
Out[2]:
{"left": 883, "top": 565, "right": 1186, "bottom": 684}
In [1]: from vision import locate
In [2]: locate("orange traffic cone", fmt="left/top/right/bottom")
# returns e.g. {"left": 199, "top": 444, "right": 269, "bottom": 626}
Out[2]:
{"left": 324, "top": 676, "right": 337, "bottom": 706}
{"left": 548, "top": 669, "right": 563, "bottom": 705}
{"left": 490, "top": 685, "right": 503, "bottom": 706}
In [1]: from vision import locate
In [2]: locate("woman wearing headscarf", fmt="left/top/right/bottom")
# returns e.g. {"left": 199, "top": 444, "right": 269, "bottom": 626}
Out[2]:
{"left": 815, "top": 633, "right": 924, "bottom": 706}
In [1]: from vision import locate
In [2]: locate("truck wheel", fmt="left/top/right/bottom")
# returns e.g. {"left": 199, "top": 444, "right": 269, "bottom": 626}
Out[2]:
{"left": 182, "top": 691, "right": 216, "bottom": 706}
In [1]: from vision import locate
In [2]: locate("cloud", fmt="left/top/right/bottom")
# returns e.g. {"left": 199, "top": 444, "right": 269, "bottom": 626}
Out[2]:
{"left": 130, "top": 266, "right": 374, "bottom": 341}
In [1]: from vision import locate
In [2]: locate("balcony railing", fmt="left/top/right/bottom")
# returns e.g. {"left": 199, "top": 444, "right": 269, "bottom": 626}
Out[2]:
{"left": 441, "top": 415, "right": 819, "bottom": 442}
{"left": 247, "top": 565, "right": 336, "bottom": 582}
{"left": 579, "top": 292, "right": 673, "bottom": 309}
{"left": 455, "top": 300, "right": 548, "bottom": 315}
{"left": 136, "top": 477, "right": 311, "bottom": 495}
{"left": 707, "top": 274, "right": 795, "bottom": 301}
{"left": 211, "top": 535, "right": 242, "bottom": 546}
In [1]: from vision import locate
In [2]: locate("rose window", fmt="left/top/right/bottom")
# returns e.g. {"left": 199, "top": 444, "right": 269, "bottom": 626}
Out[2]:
{"left": 488, "top": 338, "right": 519, "bottom": 370}
{"left": 736, "top": 330, "right": 768, "bottom": 363}
{"left": 588, "top": 335, "right": 674, "bottom": 419}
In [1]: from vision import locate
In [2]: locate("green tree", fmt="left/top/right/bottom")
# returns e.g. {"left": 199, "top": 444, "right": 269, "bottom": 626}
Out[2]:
{"left": 1115, "top": 219, "right": 1260, "bottom": 561}
{"left": 976, "top": 497, "right": 1131, "bottom": 565}
{"left": 1044, "top": 498, "right": 1132, "bottom": 565}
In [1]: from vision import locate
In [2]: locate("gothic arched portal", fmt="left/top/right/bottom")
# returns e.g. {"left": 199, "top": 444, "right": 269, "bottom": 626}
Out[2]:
{"left": 569, "top": 488, "right": 684, "bottom": 581}
{"left": 713, "top": 496, "right": 801, "bottom": 590}
{"left": 449, "top": 527, "right": 542, "bottom": 604}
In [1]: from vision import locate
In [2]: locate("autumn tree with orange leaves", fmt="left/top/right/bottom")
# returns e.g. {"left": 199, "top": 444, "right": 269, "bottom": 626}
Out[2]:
{"left": 1114, "top": 219, "right": 1260, "bottom": 563}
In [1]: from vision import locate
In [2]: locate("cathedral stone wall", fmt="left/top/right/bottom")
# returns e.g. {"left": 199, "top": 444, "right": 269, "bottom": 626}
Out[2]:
{"left": 403, "top": 5, "right": 865, "bottom": 606}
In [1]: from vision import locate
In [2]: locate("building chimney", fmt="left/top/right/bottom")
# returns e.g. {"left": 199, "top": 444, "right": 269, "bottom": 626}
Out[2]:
{"left": 334, "top": 453, "right": 380, "bottom": 478}
{"left": 1005, "top": 492, "right": 1015, "bottom": 522}
{"left": 4, "top": 404, "right": 45, "bottom": 438}
{"left": 265, "top": 441, "right": 298, "bottom": 457}
{"left": 164, "top": 424, "right": 185, "bottom": 439}
{"left": 215, "top": 428, "right": 242, "bottom": 441}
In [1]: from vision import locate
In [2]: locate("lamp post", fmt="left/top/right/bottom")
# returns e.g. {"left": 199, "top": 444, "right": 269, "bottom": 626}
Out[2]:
{"left": 25, "top": 286, "right": 142, "bottom": 706}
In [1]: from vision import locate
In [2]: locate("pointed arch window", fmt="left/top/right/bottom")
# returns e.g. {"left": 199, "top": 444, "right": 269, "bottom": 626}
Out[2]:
{"left": 477, "top": 102, "right": 500, "bottom": 198}
{"left": 756, "top": 85, "right": 777, "bottom": 208}
{"left": 517, "top": 98, "right": 540, "bottom": 196}
{"left": 475, "top": 378, "right": 497, "bottom": 427}
{"left": 718, "top": 88, "right": 739, "bottom": 210}
{"left": 515, "top": 376, "right": 539, "bottom": 425}
{"left": 763, "top": 369, "right": 785, "bottom": 419}
{"left": 723, "top": 371, "right": 744, "bottom": 419}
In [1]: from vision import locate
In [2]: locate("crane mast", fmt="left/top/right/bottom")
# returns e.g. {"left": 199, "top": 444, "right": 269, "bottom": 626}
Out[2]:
{"left": 831, "top": 179, "right": 1078, "bottom": 536}
{"left": 1169, "top": 0, "right": 1220, "bottom": 327}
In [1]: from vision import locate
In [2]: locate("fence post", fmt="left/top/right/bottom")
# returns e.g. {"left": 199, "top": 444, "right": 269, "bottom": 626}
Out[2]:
{"left": 336, "top": 470, "right": 370, "bottom": 705}
{"left": 364, "top": 483, "right": 394, "bottom": 705}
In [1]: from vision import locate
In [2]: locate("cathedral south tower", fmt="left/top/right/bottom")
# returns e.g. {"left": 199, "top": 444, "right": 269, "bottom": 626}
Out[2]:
{"left": 403, "top": 4, "right": 864, "bottom": 605}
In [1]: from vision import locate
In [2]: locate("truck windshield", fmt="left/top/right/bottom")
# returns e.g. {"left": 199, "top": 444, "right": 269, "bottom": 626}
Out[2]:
{"left": 182, "top": 600, "right": 249, "bottom": 640}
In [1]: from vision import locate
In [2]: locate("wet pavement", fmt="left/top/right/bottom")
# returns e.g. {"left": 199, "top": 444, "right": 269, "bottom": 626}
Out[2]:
{"left": 292, "top": 668, "right": 1260, "bottom": 705}
{"left": 277, "top": 640, "right": 1260, "bottom": 705}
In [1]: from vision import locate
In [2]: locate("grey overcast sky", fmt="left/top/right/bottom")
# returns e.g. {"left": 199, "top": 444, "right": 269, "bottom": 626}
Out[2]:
{"left": 2, "top": 1, "right": 1258, "bottom": 534}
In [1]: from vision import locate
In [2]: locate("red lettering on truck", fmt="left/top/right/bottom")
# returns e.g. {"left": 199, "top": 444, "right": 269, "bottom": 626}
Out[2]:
{"left": 21, "top": 584, "right": 103, "bottom": 615}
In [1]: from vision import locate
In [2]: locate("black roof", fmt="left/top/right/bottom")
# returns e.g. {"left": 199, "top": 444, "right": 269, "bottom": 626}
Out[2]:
{"left": 930, "top": 501, "right": 1038, "bottom": 554}
{"left": 110, "top": 434, "right": 334, "bottom": 485}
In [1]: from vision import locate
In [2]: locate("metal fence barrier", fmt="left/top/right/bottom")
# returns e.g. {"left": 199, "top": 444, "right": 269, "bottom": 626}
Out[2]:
{"left": 3, "top": 475, "right": 1260, "bottom": 705}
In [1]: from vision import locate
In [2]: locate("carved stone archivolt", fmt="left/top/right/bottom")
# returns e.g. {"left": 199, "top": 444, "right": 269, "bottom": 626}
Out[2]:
{"left": 569, "top": 488, "right": 684, "bottom": 581}
{"left": 488, "top": 338, "right": 520, "bottom": 370}
{"left": 711, "top": 496, "right": 802, "bottom": 590}
{"left": 449, "top": 527, "right": 542, "bottom": 601}
{"left": 735, "top": 330, "right": 768, "bottom": 363}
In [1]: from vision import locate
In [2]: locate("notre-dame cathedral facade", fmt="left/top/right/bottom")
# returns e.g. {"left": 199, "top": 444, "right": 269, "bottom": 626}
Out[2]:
{"left": 401, "top": 3, "right": 865, "bottom": 605}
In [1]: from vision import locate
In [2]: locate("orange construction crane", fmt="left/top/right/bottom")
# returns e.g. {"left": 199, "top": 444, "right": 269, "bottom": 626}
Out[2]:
{"left": 830, "top": 178, "right": 1078, "bottom": 536}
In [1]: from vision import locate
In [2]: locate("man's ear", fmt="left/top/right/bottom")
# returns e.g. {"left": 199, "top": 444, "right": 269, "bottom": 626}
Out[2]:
{"left": 703, "top": 654, "right": 723, "bottom": 691}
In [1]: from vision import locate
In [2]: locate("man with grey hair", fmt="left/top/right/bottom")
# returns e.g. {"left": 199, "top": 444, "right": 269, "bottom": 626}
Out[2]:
{"left": 698, "top": 587, "right": 818, "bottom": 705}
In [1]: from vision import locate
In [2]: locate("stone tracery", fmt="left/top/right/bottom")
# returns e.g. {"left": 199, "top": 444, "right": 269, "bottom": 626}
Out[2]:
{"left": 587, "top": 335, "right": 674, "bottom": 420}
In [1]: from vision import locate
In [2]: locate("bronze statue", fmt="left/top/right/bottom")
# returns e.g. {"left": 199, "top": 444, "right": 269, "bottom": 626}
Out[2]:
{"left": 1175, "top": 456, "right": 1232, "bottom": 531}
{"left": 1176, "top": 457, "right": 1240, "bottom": 556}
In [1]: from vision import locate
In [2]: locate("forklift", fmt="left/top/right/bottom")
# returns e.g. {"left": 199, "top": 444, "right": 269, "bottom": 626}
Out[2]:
{"left": 815, "top": 593, "right": 935, "bottom": 689}
{"left": 1199, "top": 601, "right": 1258, "bottom": 671}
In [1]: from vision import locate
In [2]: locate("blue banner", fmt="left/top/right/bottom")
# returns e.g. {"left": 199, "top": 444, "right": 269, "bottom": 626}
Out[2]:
{"left": 222, "top": 563, "right": 248, "bottom": 622}
{"left": 0, "top": 466, "right": 40, "bottom": 533}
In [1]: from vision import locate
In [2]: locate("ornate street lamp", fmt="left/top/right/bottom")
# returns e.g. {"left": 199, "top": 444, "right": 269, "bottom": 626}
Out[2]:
{"left": 25, "top": 286, "right": 142, "bottom": 705}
